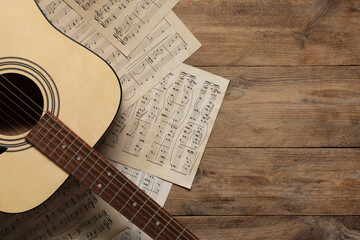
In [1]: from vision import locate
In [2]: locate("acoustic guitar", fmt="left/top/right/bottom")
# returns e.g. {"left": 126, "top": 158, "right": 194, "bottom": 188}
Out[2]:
{"left": 0, "top": 0, "right": 198, "bottom": 239}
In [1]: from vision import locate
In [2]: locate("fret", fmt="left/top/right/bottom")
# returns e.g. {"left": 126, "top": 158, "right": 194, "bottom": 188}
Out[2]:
{"left": 68, "top": 141, "right": 86, "bottom": 167}
{"left": 155, "top": 217, "right": 174, "bottom": 240}
{"left": 54, "top": 133, "right": 80, "bottom": 173}
{"left": 129, "top": 195, "right": 151, "bottom": 223}
{"left": 176, "top": 228, "right": 187, "bottom": 240}
{"left": 49, "top": 126, "right": 71, "bottom": 157}
{"left": 71, "top": 147, "right": 92, "bottom": 175}
{"left": 88, "top": 160, "right": 109, "bottom": 188}
{"left": 120, "top": 186, "right": 163, "bottom": 234}
{"left": 119, "top": 187, "right": 139, "bottom": 213}
{"left": 25, "top": 112, "right": 199, "bottom": 240}
{"left": 34, "top": 119, "right": 62, "bottom": 157}
{"left": 146, "top": 206, "right": 187, "bottom": 240}
{"left": 99, "top": 170, "right": 118, "bottom": 196}
{"left": 142, "top": 206, "right": 161, "bottom": 232}
{"left": 29, "top": 113, "right": 51, "bottom": 142}
{"left": 41, "top": 121, "right": 62, "bottom": 151}
{"left": 61, "top": 136, "right": 79, "bottom": 165}
{"left": 109, "top": 177, "right": 129, "bottom": 205}
{"left": 182, "top": 228, "right": 198, "bottom": 240}
{"left": 80, "top": 153, "right": 101, "bottom": 182}
{"left": 63, "top": 140, "right": 96, "bottom": 184}
{"left": 37, "top": 119, "right": 59, "bottom": 149}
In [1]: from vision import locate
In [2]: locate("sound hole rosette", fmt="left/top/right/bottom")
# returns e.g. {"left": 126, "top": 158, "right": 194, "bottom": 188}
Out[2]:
{"left": 0, "top": 57, "right": 60, "bottom": 152}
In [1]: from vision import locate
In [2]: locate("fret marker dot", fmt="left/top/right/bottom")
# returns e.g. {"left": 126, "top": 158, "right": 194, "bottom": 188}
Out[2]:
{"left": 156, "top": 221, "right": 160, "bottom": 226}
{"left": 77, "top": 157, "right": 81, "bottom": 161}
{"left": 133, "top": 202, "right": 137, "bottom": 207}
{"left": 62, "top": 145, "right": 66, "bottom": 149}
{"left": 97, "top": 183, "right": 102, "bottom": 188}
{"left": 107, "top": 172, "right": 111, "bottom": 176}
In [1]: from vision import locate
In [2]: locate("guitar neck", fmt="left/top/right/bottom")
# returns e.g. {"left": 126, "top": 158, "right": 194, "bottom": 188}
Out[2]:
{"left": 26, "top": 112, "right": 198, "bottom": 240}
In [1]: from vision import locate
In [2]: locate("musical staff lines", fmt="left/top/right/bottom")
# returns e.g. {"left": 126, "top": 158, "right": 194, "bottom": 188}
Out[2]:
{"left": 98, "top": 64, "right": 229, "bottom": 188}
{"left": 64, "top": 0, "right": 179, "bottom": 56}
{"left": 0, "top": 177, "right": 126, "bottom": 240}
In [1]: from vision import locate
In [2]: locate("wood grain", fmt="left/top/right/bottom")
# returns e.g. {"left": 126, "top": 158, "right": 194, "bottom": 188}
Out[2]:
{"left": 174, "top": 0, "right": 360, "bottom": 66}
{"left": 198, "top": 66, "right": 360, "bottom": 148}
{"left": 176, "top": 216, "right": 360, "bottom": 240}
{"left": 166, "top": 148, "right": 360, "bottom": 215}
{"left": 170, "top": 1, "right": 360, "bottom": 237}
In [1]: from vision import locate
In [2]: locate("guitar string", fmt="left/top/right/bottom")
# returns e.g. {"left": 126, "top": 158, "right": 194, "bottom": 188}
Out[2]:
{"left": 0, "top": 112, "right": 22, "bottom": 133}
{"left": 0, "top": 102, "right": 185, "bottom": 240}
{"left": 0, "top": 75, "right": 192, "bottom": 240}
{"left": 0, "top": 74, "right": 45, "bottom": 116}
{"left": 0, "top": 76, "right": 190, "bottom": 240}
{"left": 0, "top": 74, "right": 194, "bottom": 240}
{"left": 0, "top": 104, "right": 29, "bottom": 135}
{"left": 0, "top": 77, "right": 192, "bottom": 240}
{"left": 0, "top": 112, "right": 181, "bottom": 240}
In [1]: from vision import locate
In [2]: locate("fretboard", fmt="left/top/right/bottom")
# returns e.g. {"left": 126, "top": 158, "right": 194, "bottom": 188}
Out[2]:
{"left": 26, "top": 112, "right": 198, "bottom": 240}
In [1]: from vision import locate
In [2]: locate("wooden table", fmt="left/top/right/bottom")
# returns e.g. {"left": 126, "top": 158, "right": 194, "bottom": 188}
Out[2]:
{"left": 169, "top": 1, "right": 360, "bottom": 239}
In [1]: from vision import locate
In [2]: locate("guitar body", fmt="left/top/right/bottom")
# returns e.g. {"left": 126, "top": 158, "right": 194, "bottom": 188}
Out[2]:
{"left": 0, "top": 0, "right": 121, "bottom": 213}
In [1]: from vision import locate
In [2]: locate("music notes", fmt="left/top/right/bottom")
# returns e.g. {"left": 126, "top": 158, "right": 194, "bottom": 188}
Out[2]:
{"left": 0, "top": 163, "right": 172, "bottom": 240}
{"left": 64, "top": 0, "right": 179, "bottom": 56}
{"left": 115, "top": 12, "right": 201, "bottom": 108}
{"left": 37, "top": 0, "right": 201, "bottom": 110}
{"left": 113, "top": 161, "right": 172, "bottom": 206}
{"left": 98, "top": 64, "right": 229, "bottom": 188}
{"left": 0, "top": 177, "right": 126, "bottom": 240}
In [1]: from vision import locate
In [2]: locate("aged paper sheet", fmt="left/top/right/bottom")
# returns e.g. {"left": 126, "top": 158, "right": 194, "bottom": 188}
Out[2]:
{"left": 37, "top": 0, "right": 201, "bottom": 110}
{"left": 0, "top": 163, "right": 172, "bottom": 240}
{"left": 63, "top": 0, "right": 179, "bottom": 56}
{"left": 0, "top": 177, "right": 126, "bottom": 240}
{"left": 98, "top": 64, "right": 229, "bottom": 188}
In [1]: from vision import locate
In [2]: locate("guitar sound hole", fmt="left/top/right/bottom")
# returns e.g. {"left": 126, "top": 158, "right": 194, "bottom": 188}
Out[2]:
{"left": 0, "top": 73, "right": 44, "bottom": 136}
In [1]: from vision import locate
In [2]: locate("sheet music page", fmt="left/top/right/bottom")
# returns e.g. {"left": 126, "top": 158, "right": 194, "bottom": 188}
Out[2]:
{"left": 37, "top": 0, "right": 201, "bottom": 110}
{"left": 106, "top": 11, "right": 201, "bottom": 109}
{"left": 97, "top": 64, "right": 230, "bottom": 188}
{"left": 63, "top": 0, "right": 179, "bottom": 56}
{"left": 0, "top": 177, "right": 126, "bottom": 240}
{"left": 0, "top": 164, "right": 172, "bottom": 240}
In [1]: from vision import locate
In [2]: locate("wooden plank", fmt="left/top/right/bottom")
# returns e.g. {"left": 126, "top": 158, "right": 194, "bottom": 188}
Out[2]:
{"left": 199, "top": 66, "right": 360, "bottom": 148}
{"left": 176, "top": 216, "right": 360, "bottom": 240}
{"left": 174, "top": 0, "right": 360, "bottom": 66}
{"left": 165, "top": 148, "right": 360, "bottom": 215}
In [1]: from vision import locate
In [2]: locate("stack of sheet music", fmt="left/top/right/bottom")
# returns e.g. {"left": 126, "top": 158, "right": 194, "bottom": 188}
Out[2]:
{"left": 0, "top": 0, "right": 229, "bottom": 239}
